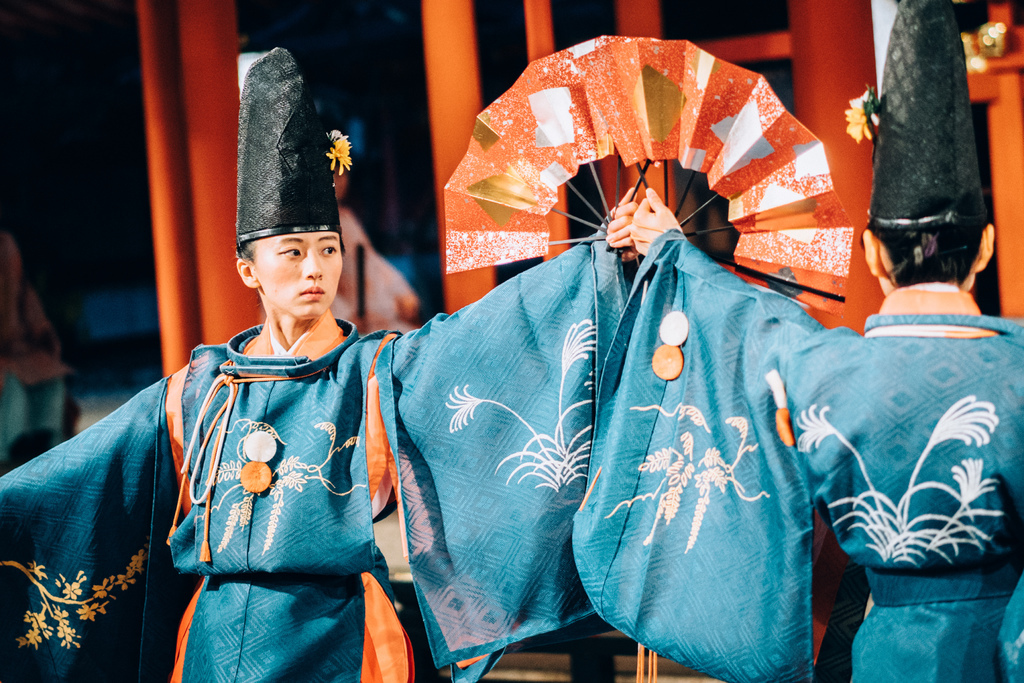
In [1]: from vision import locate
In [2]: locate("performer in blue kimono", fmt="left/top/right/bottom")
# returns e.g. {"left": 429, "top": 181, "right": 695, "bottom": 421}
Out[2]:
{"left": 604, "top": 1, "right": 1023, "bottom": 680}
{"left": 0, "top": 49, "right": 414, "bottom": 683}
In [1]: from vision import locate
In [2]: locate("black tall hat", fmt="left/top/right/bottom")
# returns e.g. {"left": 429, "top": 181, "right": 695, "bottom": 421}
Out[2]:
{"left": 236, "top": 48, "right": 339, "bottom": 245}
{"left": 869, "top": 0, "right": 987, "bottom": 230}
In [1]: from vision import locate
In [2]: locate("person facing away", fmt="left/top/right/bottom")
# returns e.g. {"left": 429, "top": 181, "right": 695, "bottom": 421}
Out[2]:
{"left": 608, "top": 0, "right": 1024, "bottom": 680}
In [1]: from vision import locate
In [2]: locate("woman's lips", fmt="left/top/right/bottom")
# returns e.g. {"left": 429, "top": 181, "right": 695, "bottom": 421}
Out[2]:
{"left": 300, "top": 287, "right": 325, "bottom": 298}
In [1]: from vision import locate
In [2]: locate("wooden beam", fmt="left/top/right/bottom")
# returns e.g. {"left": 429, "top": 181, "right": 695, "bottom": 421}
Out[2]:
{"left": 969, "top": 72, "right": 1001, "bottom": 103}
{"left": 176, "top": 0, "right": 254, "bottom": 344}
{"left": 5, "top": 0, "right": 82, "bottom": 31}
{"left": 696, "top": 30, "right": 792, "bottom": 64}
{"left": 615, "top": 0, "right": 662, "bottom": 38}
{"left": 0, "top": 6, "right": 54, "bottom": 36}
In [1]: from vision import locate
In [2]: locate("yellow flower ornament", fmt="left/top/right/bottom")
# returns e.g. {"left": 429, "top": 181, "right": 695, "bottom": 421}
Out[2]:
{"left": 326, "top": 130, "right": 352, "bottom": 175}
{"left": 845, "top": 86, "right": 880, "bottom": 144}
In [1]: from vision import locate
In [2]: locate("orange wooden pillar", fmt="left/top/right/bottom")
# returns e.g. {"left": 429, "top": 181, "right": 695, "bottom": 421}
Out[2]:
{"left": 176, "top": 0, "right": 256, "bottom": 343}
{"left": 988, "top": 72, "right": 1024, "bottom": 317}
{"left": 523, "top": 0, "right": 571, "bottom": 257}
{"left": 788, "top": 0, "right": 882, "bottom": 331}
{"left": 986, "top": 2, "right": 1024, "bottom": 317}
{"left": 135, "top": 0, "right": 202, "bottom": 375}
{"left": 422, "top": 0, "right": 497, "bottom": 313}
{"left": 615, "top": 0, "right": 662, "bottom": 42}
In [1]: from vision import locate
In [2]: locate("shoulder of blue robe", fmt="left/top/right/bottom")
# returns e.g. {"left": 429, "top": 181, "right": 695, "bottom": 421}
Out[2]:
{"left": 575, "top": 231, "right": 824, "bottom": 682}
{"left": 377, "top": 244, "right": 625, "bottom": 672}
{"left": 0, "top": 379, "right": 194, "bottom": 683}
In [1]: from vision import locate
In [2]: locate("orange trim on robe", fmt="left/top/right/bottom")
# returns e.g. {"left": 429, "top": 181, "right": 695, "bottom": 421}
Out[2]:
{"left": 366, "top": 333, "right": 400, "bottom": 507}
{"left": 165, "top": 367, "right": 190, "bottom": 516}
{"left": 361, "top": 572, "right": 414, "bottom": 683}
{"left": 811, "top": 526, "right": 847, "bottom": 663}
{"left": 166, "top": 315, "right": 410, "bottom": 682}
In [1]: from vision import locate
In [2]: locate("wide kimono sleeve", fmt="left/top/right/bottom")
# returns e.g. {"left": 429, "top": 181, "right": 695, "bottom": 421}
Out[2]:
{"left": 0, "top": 380, "right": 195, "bottom": 682}
{"left": 376, "top": 243, "right": 629, "bottom": 674}
{"left": 572, "top": 231, "right": 826, "bottom": 682}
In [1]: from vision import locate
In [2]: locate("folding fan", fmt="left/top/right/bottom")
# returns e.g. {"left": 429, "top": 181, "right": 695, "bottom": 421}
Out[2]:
{"left": 444, "top": 35, "right": 854, "bottom": 315}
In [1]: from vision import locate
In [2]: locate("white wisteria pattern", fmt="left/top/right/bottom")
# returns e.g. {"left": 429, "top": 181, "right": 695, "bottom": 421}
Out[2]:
{"left": 211, "top": 419, "right": 364, "bottom": 556}
{"left": 797, "top": 396, "right": 1002, "bottom": 565}
{"left": 446, "top": 320, "right": 597, "bottom": 491}
{"left": 606, "top": 405, "right": 769, "bottom": 552}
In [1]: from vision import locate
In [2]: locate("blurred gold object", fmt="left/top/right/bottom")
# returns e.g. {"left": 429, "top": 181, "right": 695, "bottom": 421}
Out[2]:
{"left": 634, "top": 65, "right": 685, "bottom": 143}
{"left": 473, "top": 112, "right": 500, "bottom": 152}
{"left": 467, "top": 167, "right": 538, "bottom": 226}
{"left": 962, "top": 23, "right": 1008, "bottom": 74}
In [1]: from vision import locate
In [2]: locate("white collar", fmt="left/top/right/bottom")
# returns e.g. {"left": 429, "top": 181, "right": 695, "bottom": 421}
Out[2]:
{"left": 268, "top": 326, "right": 312, "bottom": 356}
{"left": 898, "top": 282, "right": 961, "bottom": 293}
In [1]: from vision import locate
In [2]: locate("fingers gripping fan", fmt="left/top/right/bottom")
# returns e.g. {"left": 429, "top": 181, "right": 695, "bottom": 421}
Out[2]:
{"left": 445, "top": 36, "right": 854, "bottom": 316}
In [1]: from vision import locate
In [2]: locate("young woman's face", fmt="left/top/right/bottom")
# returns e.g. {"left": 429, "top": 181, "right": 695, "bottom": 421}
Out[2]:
{"left": 236, "top": 232, "right": 343, "bottom": 323}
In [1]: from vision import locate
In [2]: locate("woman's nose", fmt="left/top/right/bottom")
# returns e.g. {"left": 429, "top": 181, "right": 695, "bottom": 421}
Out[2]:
{"left": 304, "top": 253, "right": 323, "bottom": 279}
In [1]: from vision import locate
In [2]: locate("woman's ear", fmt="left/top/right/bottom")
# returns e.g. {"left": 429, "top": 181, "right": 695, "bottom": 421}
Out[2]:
{"left": 862, "top": 229, "right": 887, "bottom": 279}
{"left": 862, "top": 228, "right": 898, "bottom": 295}
{"left": 236, "top": 258, "right": 261, "bottom": 290}
{"left": 971, "top": 223, "right": 996, "bottom": 277}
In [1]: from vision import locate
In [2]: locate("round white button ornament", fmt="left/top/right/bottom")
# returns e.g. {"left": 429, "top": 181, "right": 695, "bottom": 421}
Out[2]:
{"left": 659, "top": 311, "right": 689, "bottom": 347}
{"left": 243, "top": 430, "right": 277, "bottom": 463}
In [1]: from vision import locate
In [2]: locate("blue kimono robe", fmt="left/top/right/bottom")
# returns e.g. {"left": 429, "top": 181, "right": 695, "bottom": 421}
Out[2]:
{"left": 0, "top": 382, "right": 194, "bottom": 681}
{"left": 168, "top": 325, "right": 395, "bottom": 682}
{"left": 572, "top": 232, "right": 826, "bottom": 682}
{"left": 377, "top": 243, "right": 629, "bottom": 673}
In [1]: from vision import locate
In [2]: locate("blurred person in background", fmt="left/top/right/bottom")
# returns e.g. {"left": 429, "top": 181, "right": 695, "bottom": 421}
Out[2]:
{"left": 330, "top": 168, "right": 421, "bottom": 333}
{"left": 0, "top": 219, "right": 73, "bottom": 466}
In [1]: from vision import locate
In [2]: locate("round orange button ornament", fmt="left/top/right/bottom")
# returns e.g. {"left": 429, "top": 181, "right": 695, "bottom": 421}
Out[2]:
{"left": 240, "top": 461, "right": 273, "bottom": 494}
{"left": 652, "top": 344, "right": 684, "bottom": 380}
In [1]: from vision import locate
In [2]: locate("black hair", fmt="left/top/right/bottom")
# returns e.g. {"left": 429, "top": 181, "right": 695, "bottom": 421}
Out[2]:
{"left": 871, "top": 222, "right": 985, "bottom": 288}
{"left": 235, "top": 231, "right": 345, "bottom": 262}
{"left": 236, "top": 240, "right": 256, "bottom": 261}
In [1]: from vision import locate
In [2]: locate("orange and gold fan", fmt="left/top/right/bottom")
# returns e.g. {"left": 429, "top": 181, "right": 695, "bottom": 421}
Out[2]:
{"left": 444, "top": 35, "right": 854, "bottom": 316}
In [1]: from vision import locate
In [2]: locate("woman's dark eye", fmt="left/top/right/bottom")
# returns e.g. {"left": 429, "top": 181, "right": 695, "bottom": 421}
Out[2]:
{"left": 324, "top": 246, "right": 337, "bottom": 255}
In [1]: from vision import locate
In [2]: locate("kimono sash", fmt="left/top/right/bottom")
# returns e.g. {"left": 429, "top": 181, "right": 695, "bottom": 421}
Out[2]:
{"left": 171, "top": 324, "right": 383, "bottom": 577}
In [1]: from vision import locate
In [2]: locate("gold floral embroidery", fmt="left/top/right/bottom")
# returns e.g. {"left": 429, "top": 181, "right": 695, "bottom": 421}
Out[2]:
{"left": 2, "top": 542, "right": 149, "bottom": 649}
{"left": 606, "top": 405, "right": 768, "bottom": 552}
{"left": 209, "top": 420, "right": 366, "bottom": 556}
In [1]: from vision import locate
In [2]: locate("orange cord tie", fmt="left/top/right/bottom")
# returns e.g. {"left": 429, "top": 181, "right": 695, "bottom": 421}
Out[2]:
{"left": 635, "top": 643, "right": 658, "bottom": 683}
